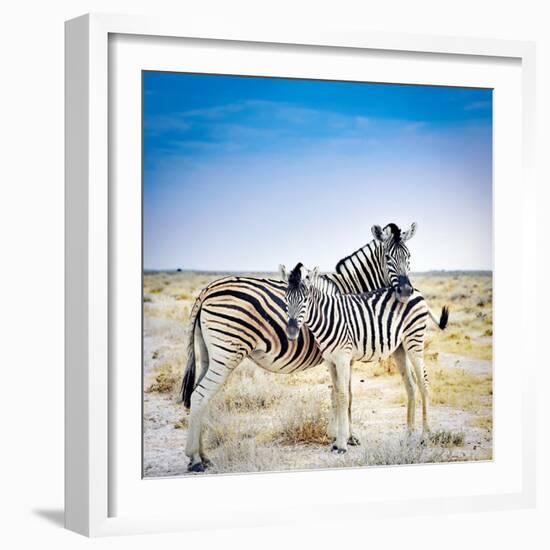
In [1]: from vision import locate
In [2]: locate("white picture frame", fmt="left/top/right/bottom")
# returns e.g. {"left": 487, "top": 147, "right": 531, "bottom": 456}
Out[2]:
{"left": 65, "top": 12, "right": 537, "bottom": 537}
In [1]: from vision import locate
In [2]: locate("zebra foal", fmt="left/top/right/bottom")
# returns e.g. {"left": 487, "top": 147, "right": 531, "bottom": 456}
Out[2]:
{"left": 282, "top": 263, "right": 449, "bottom": 453}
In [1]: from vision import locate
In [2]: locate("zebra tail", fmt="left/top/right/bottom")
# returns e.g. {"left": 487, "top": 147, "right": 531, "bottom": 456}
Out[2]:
{"left": 180, "top": 296, "right": 202, "bottom": 409}
{"left": 428, "top": 305, "right": 449, "bottom": 330}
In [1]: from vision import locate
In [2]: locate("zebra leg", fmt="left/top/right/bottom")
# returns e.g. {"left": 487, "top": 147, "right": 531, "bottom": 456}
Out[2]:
{"left": 406, "top": 349, "right": 430, "bottom": 435}
{"left": 194, "top": 323, "right": 210, "bottom": 387}
{"left": 185, "top": 359, "right": 235, "bottom": 472}
{"left": 347, "top": 367, "right": 360, "bottom": 446}
{"left": 327, "top": 364, "right": 337, "bottom": 442}
{"left": 393, "top": 345, "right": 416, "bottom": 434}
{"left": 331, "top": 356, "right": 352, "bottom": 453}
{"left": 328, "top": 363, "right": 358, "bottom": 445}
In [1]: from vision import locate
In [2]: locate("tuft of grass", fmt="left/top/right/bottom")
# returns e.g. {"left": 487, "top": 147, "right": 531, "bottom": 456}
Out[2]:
{"left": 174, "top": 416, "right": 188, "bottom": 429}
{"left": 425, "top": 350, "right": 439, "bottom": 362}
{"left": 146, "top": 371, "right": 178, "bottom": 393}
{"left": 145, "top": 361, "right": 182, "bottom": 394}
{"left": 276, "top": 398, "right": 331, "bottom": 445}
{"left": 148, "top": 286, "right": 164, "bottom": 294}
{"left": 428, "top": 429, "right": 465, "bottom": 447}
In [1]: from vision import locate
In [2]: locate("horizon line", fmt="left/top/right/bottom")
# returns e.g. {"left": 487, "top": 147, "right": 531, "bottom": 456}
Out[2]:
{"left": 144, "top": 268, "right": 493, "bottom": 275}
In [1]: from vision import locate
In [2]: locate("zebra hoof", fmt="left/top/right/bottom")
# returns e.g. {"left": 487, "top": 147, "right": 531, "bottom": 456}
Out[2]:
{"left": 348, "top": 434, "right": 361, "bottom": 446}
{"left": 188, "top": 461, "right": 205, "bottom": 473}
{"left": 331, "top": 445, "right": 347, "bottom": 455}
{"left": 201, "top": 457, "right": 212, "bottom": 469}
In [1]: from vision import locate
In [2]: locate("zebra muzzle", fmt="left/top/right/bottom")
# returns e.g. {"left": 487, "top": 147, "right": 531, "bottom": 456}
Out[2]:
{"left": 286, "top": 319, "right": 300, "bottom": 340}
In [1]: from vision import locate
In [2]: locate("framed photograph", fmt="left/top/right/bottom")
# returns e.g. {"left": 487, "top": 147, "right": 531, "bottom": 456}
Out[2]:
{"left": 65, "top": 13, "right": 537, "bottom": 536}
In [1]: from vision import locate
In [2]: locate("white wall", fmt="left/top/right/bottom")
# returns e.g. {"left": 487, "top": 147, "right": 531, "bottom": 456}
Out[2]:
{"left": 0, "top": 1, "right": 547, "bottom": 547}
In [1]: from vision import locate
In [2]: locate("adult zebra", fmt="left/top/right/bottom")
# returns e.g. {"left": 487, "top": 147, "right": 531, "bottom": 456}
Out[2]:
{"left": 181, "top": 222, "right": 417, "bottom": 472}
{"left": 282, "top": 264, "right": 449, "bottom": 453}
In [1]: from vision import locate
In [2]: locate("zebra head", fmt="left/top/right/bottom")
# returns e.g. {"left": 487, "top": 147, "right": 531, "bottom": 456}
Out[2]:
{"left": 279, "top": 263, "right": 318, "bottom": 341}
{"left": 371, "top": 222, "right": 417, "bottom": 303}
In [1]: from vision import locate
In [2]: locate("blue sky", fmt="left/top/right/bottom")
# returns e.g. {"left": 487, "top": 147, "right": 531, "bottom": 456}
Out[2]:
{"left": 143, "top": 72, "right": 492, "bottom": 272}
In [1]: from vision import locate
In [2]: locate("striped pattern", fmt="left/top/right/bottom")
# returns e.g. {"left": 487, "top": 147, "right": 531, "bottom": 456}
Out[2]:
{"left": 288, "top": 277, "right": 432, "bottom": 363}
{"left": 329, "top": 222, "right": 414, "bottom": 296}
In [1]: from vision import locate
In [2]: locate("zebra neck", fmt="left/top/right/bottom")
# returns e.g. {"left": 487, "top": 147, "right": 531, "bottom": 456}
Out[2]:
{"left": 305, "top": 290, "right": 340, "bottom": 346}
{"left": 329, "top": 240, "right": 389, "bottom": 294}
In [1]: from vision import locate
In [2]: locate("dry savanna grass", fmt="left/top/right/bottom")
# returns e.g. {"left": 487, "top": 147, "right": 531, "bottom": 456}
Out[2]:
{"left": 143, "top": 270, "right": 493, "bottom": 477}
{"left": 415, "top": 273, "right": 493, "bottom": 361}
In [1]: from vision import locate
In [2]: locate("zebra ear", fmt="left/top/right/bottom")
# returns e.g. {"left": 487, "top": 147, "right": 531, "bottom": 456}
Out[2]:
{"left": 402, "top": 222, "right": 417, "bottom": 242}
{"left": 279, "top": 264, "right": 288, "bottom": 281}
{"left": 372, "top": 224, "right": 390, "bottom": 242}
{"left": 307, "top": 266, "right": 320, "bottom": 284}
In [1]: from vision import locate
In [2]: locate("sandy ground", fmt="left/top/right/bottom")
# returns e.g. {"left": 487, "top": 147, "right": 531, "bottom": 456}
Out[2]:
{"left": 142, "top": 271, "right": 493, "bottom": 477}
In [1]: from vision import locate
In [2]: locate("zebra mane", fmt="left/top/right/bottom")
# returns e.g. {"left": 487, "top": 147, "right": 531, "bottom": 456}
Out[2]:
{"left": 334, "top": 223, "right": 403, "bottom": 274}
{"left": 334, "top": 224, "right": 405, "bottom": 275}
{"left": 385, "top": 223, "right": 402, "bottom": 240}
{"left": 312, "top": 274, "right": 341, "bottom": 295}
{"left": 335, "top": 242, "right": 372, "bottom": 275}
{"left": 288, "top": 262, "right": 304, "bottom": 290}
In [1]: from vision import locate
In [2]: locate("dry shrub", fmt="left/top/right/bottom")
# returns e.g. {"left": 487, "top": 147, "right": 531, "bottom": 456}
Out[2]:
{"left": 146, "top": 370, "right": 178, "bottom": 393}
{"left": 425, "top": 350, "right": 439, "bottom": 362}
{"left": 476, "top": 296, "right": 490, "bottom": 307}
{"left": 428, "top": 429, "right": 465, "bottom": 447}
{"left": 146, "top": 358, "right": 183, "bottom": 394}
{"left": 201, "top": 365, "right": 332, "bottom": 452}
{"left": 174, "top": 416, "right": 188, "bottom": 429}
{"left": 276, "top": 394, "right": 330, "bottom": 445}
